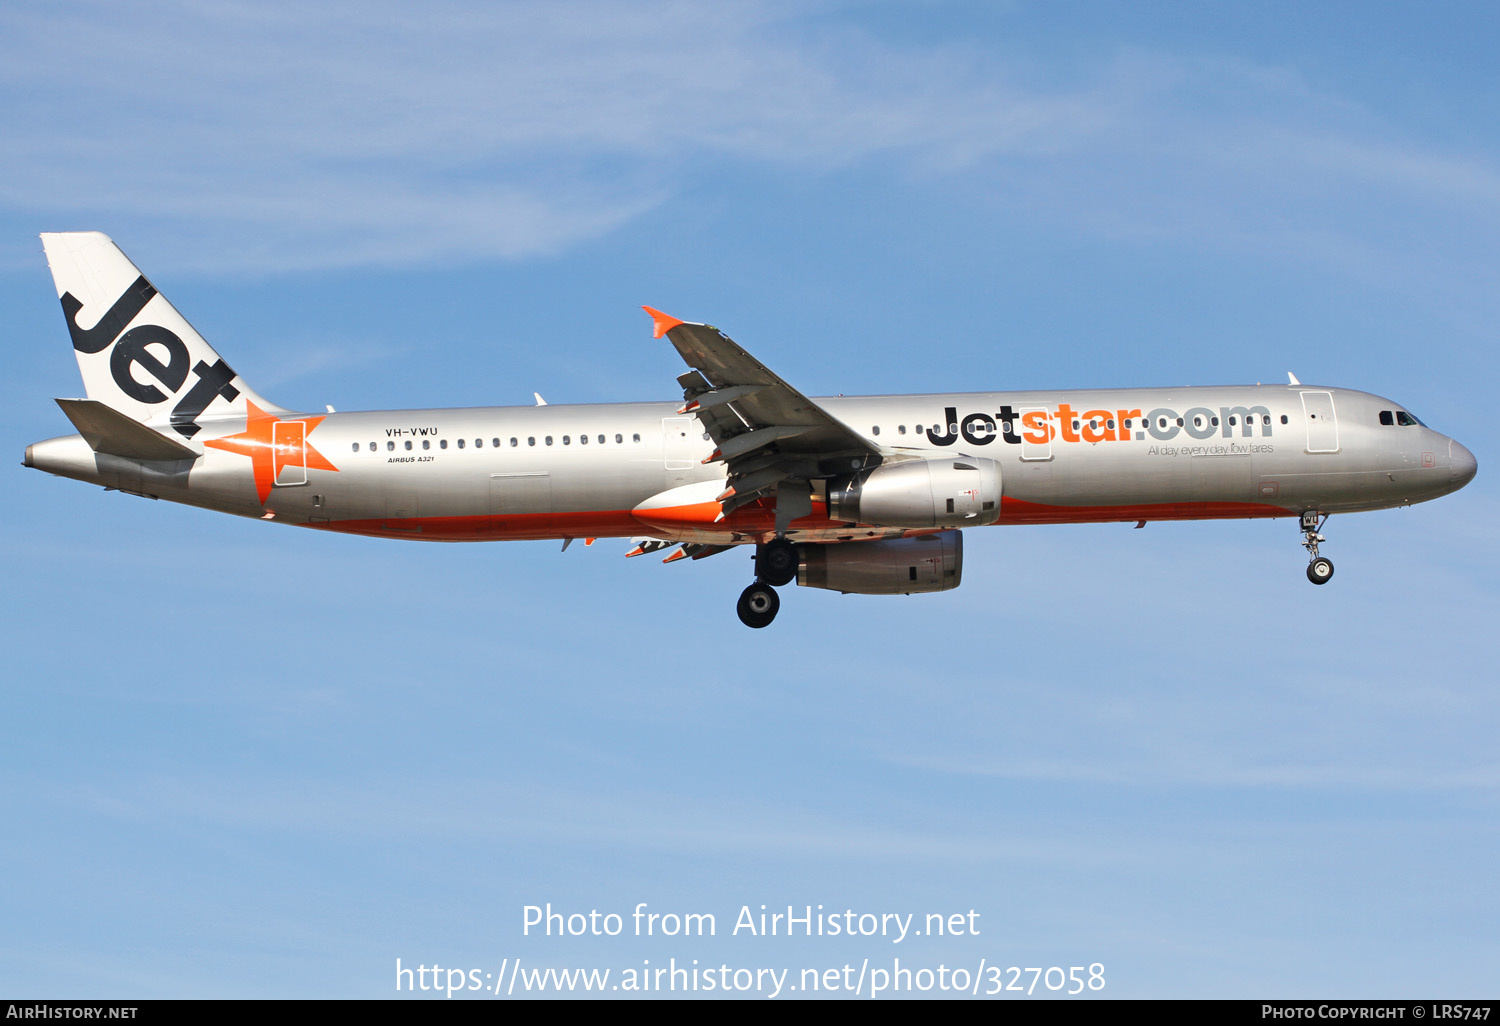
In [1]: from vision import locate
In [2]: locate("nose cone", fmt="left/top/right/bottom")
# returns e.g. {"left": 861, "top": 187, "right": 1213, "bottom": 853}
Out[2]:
{"left": 1450, "top": 439, "right": 1477, "bottom": 488}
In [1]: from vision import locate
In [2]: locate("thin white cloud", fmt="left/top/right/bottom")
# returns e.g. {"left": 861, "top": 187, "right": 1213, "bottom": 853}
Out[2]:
{"left": 0, "top": 0, "right": 1495, "bottom": 299}
{"left": 0, "top": 1, "right": 1105, "bottom": 269}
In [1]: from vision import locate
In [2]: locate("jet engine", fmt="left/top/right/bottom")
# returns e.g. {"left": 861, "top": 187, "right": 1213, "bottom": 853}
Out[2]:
{"left": 827, "top": 457, "right": 1001, "bottom": 528}
{"left": 797, "top": 531, "right": 963, "bottom": 595}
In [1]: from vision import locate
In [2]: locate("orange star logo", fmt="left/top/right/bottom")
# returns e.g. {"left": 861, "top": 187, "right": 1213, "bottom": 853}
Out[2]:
{"left": 205, "top": 400, "right": 339, "bottom": 504}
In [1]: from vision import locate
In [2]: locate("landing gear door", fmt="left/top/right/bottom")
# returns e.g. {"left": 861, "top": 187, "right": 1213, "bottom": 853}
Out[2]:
{"left": 1300, "top": 391, "right": 1340, "bottom": 454}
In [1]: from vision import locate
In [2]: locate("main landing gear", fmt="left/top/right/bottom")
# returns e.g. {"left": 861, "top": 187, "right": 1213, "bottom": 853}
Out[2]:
{"left": 756, "top": 537, "right": 798, "bottom": 587}
{"left": 737, "top": 538, "right": 799, "bottom": 628}
{"left": 737, "top": 582, "right": 780, "bottom": 629}
{"left": 1301, "top": 511, "right": 1334, "bottom": 585}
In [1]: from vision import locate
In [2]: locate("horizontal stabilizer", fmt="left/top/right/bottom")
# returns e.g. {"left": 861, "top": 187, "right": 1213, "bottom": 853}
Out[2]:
{"left": 55, "top": 398, "right": 198, "bottom": 461}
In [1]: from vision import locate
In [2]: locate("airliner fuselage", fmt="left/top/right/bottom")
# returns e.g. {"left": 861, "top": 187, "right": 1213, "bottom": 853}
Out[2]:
{"left": 23, "top": 233, "right": 1477, "bottom": 627}
{"left": 26, "top": 386, "right": 1475, "bottom": 539}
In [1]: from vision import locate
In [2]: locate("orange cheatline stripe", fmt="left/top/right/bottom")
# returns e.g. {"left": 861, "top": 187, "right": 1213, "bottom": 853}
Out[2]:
{"left": 998, "top": 496, "right": 1288, "bottom": 524}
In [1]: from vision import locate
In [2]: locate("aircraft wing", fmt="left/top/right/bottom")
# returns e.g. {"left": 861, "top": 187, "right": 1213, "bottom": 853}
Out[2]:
{"left": 644, "top": 307, "right": 880, "bottom": 515}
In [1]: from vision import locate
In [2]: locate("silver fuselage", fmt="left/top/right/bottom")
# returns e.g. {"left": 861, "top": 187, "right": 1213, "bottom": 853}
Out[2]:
{"left": 25, "top": 384, "right": 1477, "bottom": 545}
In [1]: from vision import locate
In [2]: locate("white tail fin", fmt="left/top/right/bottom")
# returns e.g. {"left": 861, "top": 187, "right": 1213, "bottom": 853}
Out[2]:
{"left": 40, "top": 232, "right": 283, "bottom": 440}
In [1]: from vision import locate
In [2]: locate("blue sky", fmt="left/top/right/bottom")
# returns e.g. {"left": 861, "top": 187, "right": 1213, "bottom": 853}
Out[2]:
{"left": 2, "top": 0, "right": 1497, "bottom": 999}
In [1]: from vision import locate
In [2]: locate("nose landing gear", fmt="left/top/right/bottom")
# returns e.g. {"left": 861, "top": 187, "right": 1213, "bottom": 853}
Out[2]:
{"left": 1301, "top": 511, "right": 1334, "bottom": 585}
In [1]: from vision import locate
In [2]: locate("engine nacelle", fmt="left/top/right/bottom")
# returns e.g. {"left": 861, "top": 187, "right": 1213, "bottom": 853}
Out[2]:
{"left": 827, "top": 457, "right": 1001, "bottom": 528}
{"left": 797, "top": 531, "right": 963, "bottom": 595}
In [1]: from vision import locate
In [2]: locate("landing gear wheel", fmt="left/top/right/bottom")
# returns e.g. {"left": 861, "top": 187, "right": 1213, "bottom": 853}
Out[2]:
{"left": 1307, "top": 557, "right": 1334, "bottom": 585}
{"left": 756, "top": 538, "right": 798, "bottom": 588}
{"left": 1300, "top": 512, "right": 1333, "bottom": 585}
{"left": 736, "top": 582, "right": 780, "bottom": 628}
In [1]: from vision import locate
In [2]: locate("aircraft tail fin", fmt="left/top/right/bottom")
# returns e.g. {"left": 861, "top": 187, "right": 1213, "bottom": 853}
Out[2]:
{"left": 39, "top": 232, "right": 284, "bottom": 441}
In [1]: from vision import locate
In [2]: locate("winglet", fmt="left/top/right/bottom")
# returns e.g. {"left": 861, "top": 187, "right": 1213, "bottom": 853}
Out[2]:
{"left": 643, "top": 306, "right": 685, "bottom": 339}
{"left": 1288, "top": 372, "right": 1301, "bottom": 386}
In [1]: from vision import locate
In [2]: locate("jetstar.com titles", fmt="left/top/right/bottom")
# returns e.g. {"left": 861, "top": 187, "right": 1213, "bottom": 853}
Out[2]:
{"left": 924, "top": 403, "right": 1278, "bottom": 447}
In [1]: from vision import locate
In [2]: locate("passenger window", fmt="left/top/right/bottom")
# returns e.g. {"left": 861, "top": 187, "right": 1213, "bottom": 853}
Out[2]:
{"left": 632, "top": 433, "right": 641, "bottom": 443}
{"left": 369, "top": 442, "right": 376, "bottom": 451}
{"left": 579, "top": 434, "right": 587, "bottom": 444}
{"left": 456, "top": 438, "right": 464, "bottom": 449}
{"left": 1280, "top": 415, "right": 1288, "bottom": 424}
{"left": 615, "top": 433, "right": 622, "bottom": 444}
{"left": 387, "top": 441, "right": 395, "bottom": 451}
{"left": 441, "top": 439, "right": 449, "bottom": 449}
{"left": 528, "top": 437, "right": 536, "bottom": 446}
{"left": 563, "top": 435, "right": 570, "bottom": 445}
{"left": 351, "top": 442, "right": 359, "bottom": 452}
{"left": 598, "top": 435, "right": 605, "bottom": 444}
{"left": 405, "top": 440, "right": 413, "bottom": 450}
{"left": 1263, "top": 415, "right": 1271, "bottom": 425}
{"left": 898, "top": 425, "right": 907, "bottom": 435}
{"left": 547, "top": 436, "right": 554, "bottom": 445}
{"left": 872, "top": 426, "right": 880, "bottom": 436}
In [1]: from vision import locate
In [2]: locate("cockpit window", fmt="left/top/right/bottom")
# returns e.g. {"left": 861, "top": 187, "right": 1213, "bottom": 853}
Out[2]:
{"left": 1396, "top": 411, "right": 1422, "bottom": 426}
{"left": 1379, "top": 410, "right": 1394, "bottom": 426}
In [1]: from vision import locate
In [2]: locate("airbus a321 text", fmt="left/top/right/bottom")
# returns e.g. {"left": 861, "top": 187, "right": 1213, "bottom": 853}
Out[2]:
{"left": 24, "top": 233, "right": 1478, "bottom": 627}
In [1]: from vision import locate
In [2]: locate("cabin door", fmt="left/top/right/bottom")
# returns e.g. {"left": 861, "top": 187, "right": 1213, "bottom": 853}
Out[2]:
{"left": 1300, "top": 391, "right": 1340, "bottom": 453}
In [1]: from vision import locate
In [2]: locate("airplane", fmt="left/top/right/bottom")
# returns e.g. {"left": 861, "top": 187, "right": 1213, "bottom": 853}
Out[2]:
{"left": 23, "top": 232, "right": 1478, "bottom": 628}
